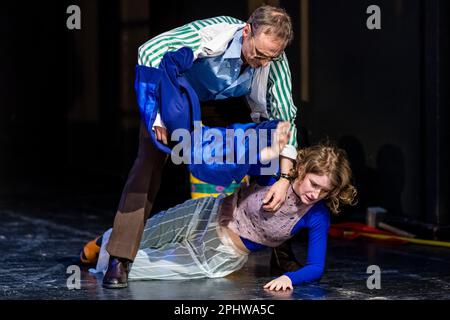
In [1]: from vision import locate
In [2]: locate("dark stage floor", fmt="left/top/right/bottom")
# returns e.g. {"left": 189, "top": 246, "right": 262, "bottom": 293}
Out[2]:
{"left": 1, "top": 179, "right": 450, "bottom": 300}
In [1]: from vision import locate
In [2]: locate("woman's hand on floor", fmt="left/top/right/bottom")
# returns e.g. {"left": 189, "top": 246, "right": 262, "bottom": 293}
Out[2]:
{"left": 263, "top": 275, "right": 293, "bottom": 291}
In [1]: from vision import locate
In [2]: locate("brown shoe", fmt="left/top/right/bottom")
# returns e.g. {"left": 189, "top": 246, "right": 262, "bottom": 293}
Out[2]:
{"left": 270, "top": 240, "right": 303, "bottom": 276}
{"left": 102, "top": 257, "right": 131, "bottom": 289}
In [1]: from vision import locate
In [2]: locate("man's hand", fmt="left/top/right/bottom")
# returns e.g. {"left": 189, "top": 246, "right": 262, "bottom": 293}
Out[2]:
{"left": 262, "top": 178, "right": 290, "bottom": 211}
{"left": 154, "top": 126, "right": 168, "bottom": 145}
{"left": 264, "top": 275, "right": 293, "bottom": 291}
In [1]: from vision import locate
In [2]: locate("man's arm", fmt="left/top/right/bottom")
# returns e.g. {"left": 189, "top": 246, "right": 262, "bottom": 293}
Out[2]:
{"left": 138, "top": 22, "right": 203, "bottom": 142}
{"left": 138, "top": 23, "right": 201, "bottom": 68}
{"left": 267, "top": 53, "right": 298, "bottom": 160}
{"left": 138, "top": 16, "right": 243, "bottom": 142}
{"left": 262, "top": 54, "right": 298, "bottom": 211}
{"left": 138, "top": 16, "right": 243, "bottom": 67}
{"left": 262, "top": 156, "right": 294, "bottom": 211}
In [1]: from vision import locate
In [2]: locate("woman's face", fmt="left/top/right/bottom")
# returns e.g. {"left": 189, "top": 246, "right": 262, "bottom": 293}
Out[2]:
{"left": 293, "top": 173, "right": 332, "bottom": 205}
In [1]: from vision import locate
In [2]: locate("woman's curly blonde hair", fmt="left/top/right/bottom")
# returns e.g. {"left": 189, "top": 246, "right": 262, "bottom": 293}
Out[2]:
{"left": 289, "top": 143, "right": 358, "bottom": 214}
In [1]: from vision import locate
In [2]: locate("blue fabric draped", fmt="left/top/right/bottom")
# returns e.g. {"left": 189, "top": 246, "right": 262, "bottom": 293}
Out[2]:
{"left": 135, "top": 47, "right": 201, "bottom": 154}
{"left": 188, "top": 120, "right": 280, "bottom": 187}
{"left": 135, "top": 47, "right": 280, "bottom": 187}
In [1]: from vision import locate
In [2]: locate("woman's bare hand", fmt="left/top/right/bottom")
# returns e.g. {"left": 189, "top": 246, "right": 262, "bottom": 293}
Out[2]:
{"left": 263, "top": 275, "right": 293, "bottom": 291}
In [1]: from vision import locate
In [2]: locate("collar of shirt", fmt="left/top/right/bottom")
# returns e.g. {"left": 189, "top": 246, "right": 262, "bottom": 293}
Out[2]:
{"left": 222, "top": 28, "right": 245, "bottom": 61}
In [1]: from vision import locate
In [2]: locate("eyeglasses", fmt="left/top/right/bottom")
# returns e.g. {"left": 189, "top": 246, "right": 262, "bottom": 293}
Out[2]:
{"left": 249, "top": 24, "right": 283, "bottom": 62}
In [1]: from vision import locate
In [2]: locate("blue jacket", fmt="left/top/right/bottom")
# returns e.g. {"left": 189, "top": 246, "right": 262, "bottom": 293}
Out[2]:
{"left": 134, "top": 47, "right": 280, "bottom": 187}
{"left": 135, "top": 47, "right": 201, "bottom": 155}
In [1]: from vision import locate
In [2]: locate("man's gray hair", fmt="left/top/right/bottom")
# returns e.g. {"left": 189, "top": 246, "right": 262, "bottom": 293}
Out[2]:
{"left": 247, "top": 5, "right": 294, "bottom": 47}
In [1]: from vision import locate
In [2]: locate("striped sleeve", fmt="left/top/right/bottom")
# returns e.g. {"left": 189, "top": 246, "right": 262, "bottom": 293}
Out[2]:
{"left": 138, "top": 16, "right": 244, "bottom": 67}
{"left": 189, "top": 16, "right": 244, "bottom": 30}
{"left": 267, "top": 53, "right": 299, "bottom": 156}
{"left": 138, "top": 23, "right": 202, "bottom": 67}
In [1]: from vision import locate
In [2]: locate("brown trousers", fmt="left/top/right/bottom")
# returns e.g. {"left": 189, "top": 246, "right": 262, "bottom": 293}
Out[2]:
{"left": 106, "top": 124, "right": 168, "bottom": 261}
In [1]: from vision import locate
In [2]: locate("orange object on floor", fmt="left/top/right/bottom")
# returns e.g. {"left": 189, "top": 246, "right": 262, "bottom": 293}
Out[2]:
{"left": 80, "top": 236, "right": 102, "bottom": 265}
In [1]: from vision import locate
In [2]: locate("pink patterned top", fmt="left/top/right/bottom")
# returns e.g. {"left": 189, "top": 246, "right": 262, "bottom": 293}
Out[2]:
{"left": 220, "top": 183, "right": 314, "bottom": 247}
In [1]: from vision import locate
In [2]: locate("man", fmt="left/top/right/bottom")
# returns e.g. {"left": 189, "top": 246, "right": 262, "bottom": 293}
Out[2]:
{"left": 102, "top": 5, "right": 301, "bottom": 289}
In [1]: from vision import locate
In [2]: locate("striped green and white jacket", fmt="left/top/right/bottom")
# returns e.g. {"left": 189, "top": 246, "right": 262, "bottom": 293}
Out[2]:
{"left": 138, "top": 16, "right": 298, "bottom": 160}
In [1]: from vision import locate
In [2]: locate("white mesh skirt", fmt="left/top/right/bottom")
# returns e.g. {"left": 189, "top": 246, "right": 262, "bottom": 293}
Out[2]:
{"left": 92, "top": 196, "right": 249, "bottom": 280}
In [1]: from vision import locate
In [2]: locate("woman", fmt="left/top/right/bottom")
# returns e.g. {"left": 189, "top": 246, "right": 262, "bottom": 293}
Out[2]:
{"left": 83, "top": 127, "right": 357, "bottom": 291}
